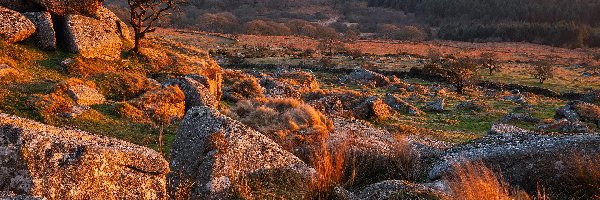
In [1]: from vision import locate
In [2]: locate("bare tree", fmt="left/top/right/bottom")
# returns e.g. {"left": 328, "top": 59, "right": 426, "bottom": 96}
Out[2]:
{"left": 128, "top": 0, "right": 184, "bottom": 54}
{"left": 531, "top": 61, "right": 555, "bottom": 84}
{"left": 479, "top": 52, "right": 501, "bottom": 75}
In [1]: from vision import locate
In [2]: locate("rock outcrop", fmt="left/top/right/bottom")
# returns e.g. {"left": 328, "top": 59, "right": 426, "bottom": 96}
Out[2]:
{"left": 163, "top": 75, "right": 219, "bottom": 110}
{"left": 63, "top": 14, "right": 122, "bottom": 60}
{"left": 32, "top": 0, "right": 102, "bottom": 16}
{"left": 64, "top": 81, "right": 105, "bottom": 106}
{"left": 341, "top": 68, "right": 391, "bottom": 87}
{"left": 384, "top": 94, "right": 422, "bottom": 116}
{"left": 0, "top": 113, "right": 168, "bottom": 199}
{"left": 92, "top": 7, "right": 133, "bottom": 50}
{"left": 353, "top": 96, "right": 392, "bottom": 120}
{"left": 22, "top": 12, "right": 55, "bottom": 50}
{"left": 357, "top": 180, "right": 449, "bottom": 200}
{"left": 429, "top": 124, "right": 600, "bottom": 192}
{"left": 169, "top": 107, "right": 312, "bottom": 199}
{"left": 0, "top": 6, "right": 35, "bottom": 43}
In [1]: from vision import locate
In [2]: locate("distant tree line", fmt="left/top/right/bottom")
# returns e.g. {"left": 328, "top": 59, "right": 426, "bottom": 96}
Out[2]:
{"left": 366, "top": 0, "right": 600, "bottom": 25}
{"left": 438, "top": 22, "right": 600, "bottom": 48}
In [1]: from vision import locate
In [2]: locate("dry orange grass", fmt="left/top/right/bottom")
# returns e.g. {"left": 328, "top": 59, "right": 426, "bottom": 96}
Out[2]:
{"left": 566, "top": 155, "right": 600, "bottom": 199}
{"left": 306, "top": 143, "right": 347, "bottom": 200}
{"left": 228, "top": 98, "right": 333, "bottom": 154}
{"left": 447, "top": 161, "right": 532, "bottom": 200}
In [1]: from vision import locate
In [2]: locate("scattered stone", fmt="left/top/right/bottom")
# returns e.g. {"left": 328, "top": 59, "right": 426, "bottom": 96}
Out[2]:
{"left": 168, "top": 107, "right": 312, "bottom": 199}
{"left": 65, "top": 82, "right": 105, "bottom": 106}
{"left": 163, "top": 75, "right": 218, "bottom": 110}
{"left": 23, "top": 12, "right": 55, "bottom": 50}
{"left": 538, "top": 118, "right": 590, "bottom": 133}
{"left": 341, "top": 68, "right": 391, "bottom": 87}
{"left": 384, "top": 94, "right": 423, "bottom": 116}
{"left": 488, "top": 123, "right": 532, "bottom": 135}
{"left": 500, "top": 112, "right": 540, "bottom": 123}
{"left": 456, "top": 100, "right": 487, "bottom": 112}
{"left": 429, "top": 124, "right": 600, "bottom": 193}
{"left": 0, "top": 113, "right": 168, "bottom": 199}
{"left": 32, "top": 0, "right": 102, "bottom": 16}
{"left": 353, "top": 96, "right": 393, "bottom": 120}
{"left": 356, "top": 180, "right": 449, "bottom": 200}
{"left": 424, "top": 98, "right": 445, "bottom": 112}
{"left": 556, "top": 101, "right": 600, "bottom": 126}
{"left": 308, "top": 95, "right": 345, "bottom": 116}
{"left": 0, "top": 6, "right": 35, "bottom": 43}
{"left": 63, "top": 14, "right": 122, "bottom": 60}
{"left": 59, "top": 104, "right": 89, "bottom": 118}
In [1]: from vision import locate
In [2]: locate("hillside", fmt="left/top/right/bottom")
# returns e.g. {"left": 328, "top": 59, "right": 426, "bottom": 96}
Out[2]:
{"left": 1, "top": 0, "right": 600, "bottom": 199}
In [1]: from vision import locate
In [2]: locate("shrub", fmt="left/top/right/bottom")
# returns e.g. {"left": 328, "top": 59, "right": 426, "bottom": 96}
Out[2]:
{"left": 478, "top": 52, "right": 501, "bottom": 75}
{"left": 228, "top": 98, "right": 333, "bottom": 160}
{"left": 114, "top": 102, "right": 151, "bottom": 123}
{"left": 566, "top": 155, "right": 600, "bottom": 199}
{"left": 222, "top": 70, "right": 265, "bottom": 102}
{"left": 129, "top": 86, "right": 186, "bottom": 125}
{"left": 245, "top": 20, "right": 292, "bottom": 36}
{"left": 63, "top": 56, "right": 119, "bottom": 78}
{"left": 92, "top": 72, "right": 157, "bottom": 101}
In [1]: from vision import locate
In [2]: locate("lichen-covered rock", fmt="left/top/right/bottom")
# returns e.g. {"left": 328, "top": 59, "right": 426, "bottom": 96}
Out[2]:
{"left": 357, "top": 180, "right": 449, "bottom": 200}
{"left": 169, "top": 106, "right": 312, "bottom": 199}
{"left": 260, "top": 70, "right": 320, "bottom": 98}
{"left": 64, "top": 82, "right": 105, "bottom": 106}
{"left": 556, "top": 101, "right": 600, "bottom": 127}
{"left": 163, "top": 75, "right": 218, "bottom": 110}
{"left": 341, "top": 68, "right": 391, "bottom": 87}
{"left": 537, "top": 118, "right": 590, "bottom": 133}
{"left": 424, "top": 98, "right": 445, "bottom": 112}
{"left": 384, "top": 94, "right": 423, "bottom": 116}
{"left": 23, "top": 12, "right": 56, "bottom": 50}
{"left": 32, "top": 0, "right": 102, "bottom": 16}
{"left": 92, "top": 7, "right": 133, "bottom": 50}
{"left": 0, "top": 6, "right": 35, "bottom": 43}
{"left": 63, "top": 14, "right": 122, "bottom": 60}
{"left": 429, "top": 124, "right": 600, "bottom": 193}
{"left": 353, "top": 96, "right": 392, "bottom": 120}
{"left": 0, "top": 113, "right": 168, "bottom": 199}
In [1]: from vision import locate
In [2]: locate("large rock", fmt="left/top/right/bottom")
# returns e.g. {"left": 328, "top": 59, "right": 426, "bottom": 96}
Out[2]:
{"left": 384, "top": 94, "right": 422, "bottom": 116}
{"left": 23, "top": 12, "right": 56, "bottom": 50}
{"left": 0, "top": 6, "right": 35, "bottom": 43}
{"left": 92, "top": 7, "right": 133, "bottom": 50}
{"left": 32, "top": 0, "right": 102, "bottom": 16}
{"left": 429, "top": 124, "right": 600, "bottom": 193}
{"left": 163, "top": 75, "right": 219, "bottom": 110}
{"left": 63, "top": 14, "right": 122, "bottom": 60}
{"left": 64, "top": 82, "right": 105, "bottom": 106}
{"left": 353, "top": 96, "right": 392, "bottom": 120}
{"left": 168, "top": 107, "right": 312, "bottom": 199}
{"left": 0, "top": 113, "right": 168, "bottom": 199}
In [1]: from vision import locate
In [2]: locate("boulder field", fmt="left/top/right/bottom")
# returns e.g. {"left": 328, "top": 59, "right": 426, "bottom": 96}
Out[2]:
{"left": 0, "top": 0, "right": 131, "bottom": 59}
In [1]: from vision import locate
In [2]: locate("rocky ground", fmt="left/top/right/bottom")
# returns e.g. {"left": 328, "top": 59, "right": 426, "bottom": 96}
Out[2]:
{"left": 1, "top": 2, "right": 600, "bottom": 200}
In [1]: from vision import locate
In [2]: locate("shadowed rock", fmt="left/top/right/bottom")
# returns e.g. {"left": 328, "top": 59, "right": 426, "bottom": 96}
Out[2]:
{"left": 353, "top": 96, "right": 392, "bottom": 120}
{"left": 429, "top": 124, "right": 600, "bottom": 192}
{"left": 0, "top": 0, "right": 42, "bottom": 12}
{"left": 163, "top": 75, "right": 219, "bottom": 110}
{"left": 0, "top": 6, "right": 35, "bottom": 43}
{"left": 23, "top": 12, "right": 55, "bottom": 50}
{"left": 0, "top": 113, "right": 169, "bottom": 199}
{"left": 168, "top": 106, "right": 312, "bottom": 199}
